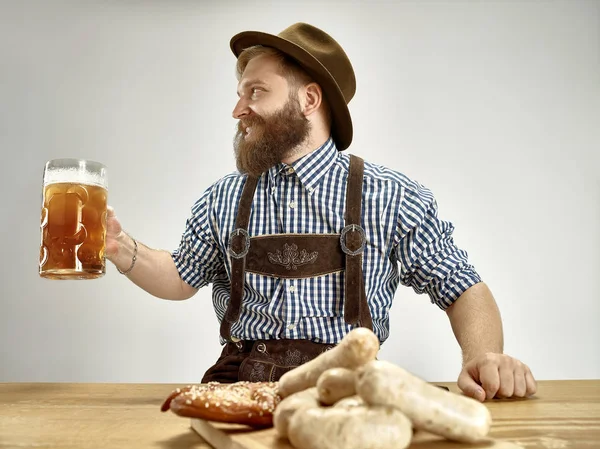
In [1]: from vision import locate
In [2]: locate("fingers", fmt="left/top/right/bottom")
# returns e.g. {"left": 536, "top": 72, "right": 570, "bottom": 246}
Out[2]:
{"left": 465, "top": 354, "right": 537, "bottom": 401}
{"left": 525, "top": 367, "right": 537, "bottom": 397}
{"left": 497, "top": 364, "right": 515, "bottom": 398}
{"left": 104, "top": 205, "right": 123, "bottom": 259}
{"left": 512, "top": 367, "right": 527, "bottom": 398}
{"left": 502, "top": 361, "right": 536, "bottom": 399}
{"left": 457, "top": 369, "right": 486, "bottom": 402}
{"left": 499, "top": 364, "right": 536, "bottom": 399}
{"left": 479, "top": 361, "right": 500, "bottom": 400}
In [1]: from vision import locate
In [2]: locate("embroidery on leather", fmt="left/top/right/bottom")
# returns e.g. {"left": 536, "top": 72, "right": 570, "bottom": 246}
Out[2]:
{"left": 267, "top": 243, "right": 318, "bottom": 270}
{"left": 280, "top": 348, "right": 313, "bottom": 366}
{"left": 283, "top": 348, "right": 303, "bottom": 366}
{"left": 249, "top": 362, "right": 267, "bottom": 382}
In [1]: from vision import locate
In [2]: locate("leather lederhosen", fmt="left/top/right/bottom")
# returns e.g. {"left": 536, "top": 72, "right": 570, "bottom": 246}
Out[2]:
{"left": 201, "top": 155, "right": 374, "bottom": 383}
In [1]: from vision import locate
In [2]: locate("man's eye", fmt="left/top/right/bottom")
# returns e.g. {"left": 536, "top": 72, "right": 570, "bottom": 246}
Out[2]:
{"left": 251, "top": 88, "right": 262, "bottom": 96}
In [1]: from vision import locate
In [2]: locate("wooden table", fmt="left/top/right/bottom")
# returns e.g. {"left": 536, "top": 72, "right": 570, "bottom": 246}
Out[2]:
{"left": 1, "top": 380, "right": 598, "bottom": 448}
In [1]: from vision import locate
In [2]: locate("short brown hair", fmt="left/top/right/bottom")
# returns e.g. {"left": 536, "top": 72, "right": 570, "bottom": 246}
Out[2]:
{"left": 236, "top": 46, "right": 331, "bottom": 126}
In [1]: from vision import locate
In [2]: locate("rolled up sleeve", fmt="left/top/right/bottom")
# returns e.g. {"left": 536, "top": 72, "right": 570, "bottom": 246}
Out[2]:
{"left": 394, "top": 182, "right": 481, "bottom": 309}
{"left": 171, "top": 188, "right": 225, "bottom": 289}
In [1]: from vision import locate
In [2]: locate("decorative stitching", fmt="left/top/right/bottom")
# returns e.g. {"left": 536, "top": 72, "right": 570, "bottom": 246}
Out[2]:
{"left": 267, "top": 243, "right": 318, "bottom": 270}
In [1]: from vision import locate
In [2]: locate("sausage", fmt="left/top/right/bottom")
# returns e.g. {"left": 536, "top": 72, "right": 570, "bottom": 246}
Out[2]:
{"left": 278, "top": 327, "right": 380, "bottom": 397}
{"left": 288, "top": 405, "right": 412, "bottom": 449}
{"left": 356, "top": 360, "right": 492, "bottom": 442}
{"left": 272, "top": 387, "right": 321, "bottom": 438}
{"left": 316, "top": 367, "right": 356, "bottom": 405}
{"left": 333, "top": 395, "right": 364, "bottom": 408}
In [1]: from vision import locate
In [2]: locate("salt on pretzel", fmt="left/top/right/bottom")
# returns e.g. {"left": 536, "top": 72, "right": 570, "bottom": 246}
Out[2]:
{"left": 161, "top": 381, "right": 281, "bottom": 427}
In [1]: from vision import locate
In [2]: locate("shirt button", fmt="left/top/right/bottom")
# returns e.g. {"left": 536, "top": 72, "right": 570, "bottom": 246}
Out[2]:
{"left": 287, "top": 167, "right": 294, "bottom": 174}
{"left": 271, "top": 187, "right": 276, "bottom": 194}
{"left": 289, "top": 285, "right": 296, "bottom": 293}
{"left": 289, "top": 201, "right": 296, "bottom": 209}
{"left": 308, "top": 187, "right": 314, "bottom": 194}
{"left": 287, "top": 324, "right": 296, "bottom": 330}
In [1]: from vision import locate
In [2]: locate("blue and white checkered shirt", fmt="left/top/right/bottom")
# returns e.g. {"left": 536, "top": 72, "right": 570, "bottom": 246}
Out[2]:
{"left": 172, "top": 138, "right": 481, "bottom": 345}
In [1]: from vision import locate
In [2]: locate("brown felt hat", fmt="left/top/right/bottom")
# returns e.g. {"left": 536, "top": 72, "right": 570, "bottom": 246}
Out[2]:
{"left": 230, "top": 23, "right": 356, "bottom": 151}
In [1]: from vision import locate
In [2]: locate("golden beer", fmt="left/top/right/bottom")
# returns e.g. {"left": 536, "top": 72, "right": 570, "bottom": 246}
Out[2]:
{"left": 39, "top": 159, "right": 108, "bottom": 279}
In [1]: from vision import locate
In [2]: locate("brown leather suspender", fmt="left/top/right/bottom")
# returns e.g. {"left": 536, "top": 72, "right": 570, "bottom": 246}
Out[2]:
{"left": 342, "top": 155, "right": 373, "bottom": 330}
{"left": 220, "top": 175, "right": 259, "bottom": 341}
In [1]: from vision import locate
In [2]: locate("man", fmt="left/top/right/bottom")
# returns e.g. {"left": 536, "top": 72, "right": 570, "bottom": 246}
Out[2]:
{"left": 106, "top": 23, "right": 536, "bottom": 402}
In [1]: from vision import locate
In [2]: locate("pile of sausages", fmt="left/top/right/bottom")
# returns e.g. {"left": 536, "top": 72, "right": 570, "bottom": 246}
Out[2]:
{"left": 275, "top": 328, "right": 492, "bottom": 449}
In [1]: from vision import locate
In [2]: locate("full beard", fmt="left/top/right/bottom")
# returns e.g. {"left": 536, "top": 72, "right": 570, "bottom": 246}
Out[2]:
{"left": 233, "top": 97, "right": 311, "bottom": 177}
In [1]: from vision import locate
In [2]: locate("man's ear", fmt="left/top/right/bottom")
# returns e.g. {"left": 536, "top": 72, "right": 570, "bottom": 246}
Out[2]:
{"left": 302, "top": 82, "right": 323, "bottom": 117}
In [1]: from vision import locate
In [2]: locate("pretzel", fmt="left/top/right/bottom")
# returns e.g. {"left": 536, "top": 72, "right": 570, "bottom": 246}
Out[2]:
{"left": 161, "top": 381, "right": 281, "bottom": 427}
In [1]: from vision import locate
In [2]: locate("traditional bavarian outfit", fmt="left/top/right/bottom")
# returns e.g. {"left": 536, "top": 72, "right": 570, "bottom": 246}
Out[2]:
{"left": 171, "top": 23, "right": 481, "bottom": 383}
{"left": 201, "top": 155, "right": 373, "bottom": 383}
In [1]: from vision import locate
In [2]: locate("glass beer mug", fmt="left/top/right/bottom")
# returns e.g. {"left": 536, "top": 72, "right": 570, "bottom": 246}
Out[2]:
{"left": 39, "top": 159, "right": 108, "bottom": 280}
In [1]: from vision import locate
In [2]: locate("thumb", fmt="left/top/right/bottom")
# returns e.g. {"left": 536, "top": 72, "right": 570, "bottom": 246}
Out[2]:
{"left": 457, "top": 369, "right": 486, "bottom": 402}
{"left": 107, "top": 205, "right": 115, "bottom": 217}
{"left": 106, "top": 206, "right": 122, "bottom": 235}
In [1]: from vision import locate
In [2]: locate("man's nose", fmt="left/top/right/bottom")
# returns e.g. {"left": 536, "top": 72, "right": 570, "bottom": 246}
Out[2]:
{"left": 232, "top": 98, "right": 250, "bottom": 119}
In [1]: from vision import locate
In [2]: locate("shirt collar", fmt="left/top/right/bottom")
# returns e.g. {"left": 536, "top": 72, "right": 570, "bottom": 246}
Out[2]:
{"left": 267, "top": 137, "right": 338, "bottom": 193}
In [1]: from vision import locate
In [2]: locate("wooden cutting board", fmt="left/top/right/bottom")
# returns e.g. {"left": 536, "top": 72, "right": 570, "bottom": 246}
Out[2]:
{"left": 190, "top": 419, "right": 524, "bottom": 449}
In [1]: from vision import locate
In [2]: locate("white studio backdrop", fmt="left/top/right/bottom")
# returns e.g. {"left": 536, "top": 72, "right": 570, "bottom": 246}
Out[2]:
{"left": 1, "top": 0, "right": 598, "bottom": 383}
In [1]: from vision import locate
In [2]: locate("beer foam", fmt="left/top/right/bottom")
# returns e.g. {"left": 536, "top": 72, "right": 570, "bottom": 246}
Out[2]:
{"left": 44, "top": 161, "right": 107, "bottom": 189}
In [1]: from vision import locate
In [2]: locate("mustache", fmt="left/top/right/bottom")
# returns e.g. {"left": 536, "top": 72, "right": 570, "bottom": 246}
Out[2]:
{"left": 237, "top": 115, "right": 265, "bottom": 133}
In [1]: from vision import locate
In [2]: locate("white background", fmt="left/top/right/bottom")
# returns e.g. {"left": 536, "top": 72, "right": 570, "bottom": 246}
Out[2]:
{"left": 1, "top": 0, "right": 598, "bottom": 384}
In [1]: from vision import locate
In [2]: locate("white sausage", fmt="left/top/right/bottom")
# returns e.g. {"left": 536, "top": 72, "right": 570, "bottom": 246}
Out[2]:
{"left": 278, "top": 328, "right": 379, "bottom": 397}
{"left": 356, "top": 360, "right": 492, "bottom": 443}
{"left": 272, "top": 387, "right": 320, "bottom": 438}
{"left": 316, "top": 367, "right": 356, "bottom": 405}
{"left": 333, "top": 395, "right": 364, "bottom": 408}
{"left": 288, "top": 405, "right": 412, "bottom": 449}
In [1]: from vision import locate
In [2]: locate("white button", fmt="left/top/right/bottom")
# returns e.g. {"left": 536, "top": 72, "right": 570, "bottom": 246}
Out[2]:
{"left": 308, "top": 187, "right": 314, "bottom": 194}
{"left": 287, "top": 167, "right": 294, "bottom": 174}
{"left": 271, "top": 187, "right": 276, "bottom": 194}
{"left": 289, "top": 201, "right": 296, "bottom": 209}
{"left": 287, "top": 324, "right": 296, "bottom": 330}
{"left": 289, "top": 285, "right": 296, "bottom": 293}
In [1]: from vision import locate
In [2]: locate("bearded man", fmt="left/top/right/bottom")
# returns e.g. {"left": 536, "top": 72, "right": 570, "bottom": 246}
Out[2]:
{"left": 106, "top": 23, "right": 537, "bottom": 402}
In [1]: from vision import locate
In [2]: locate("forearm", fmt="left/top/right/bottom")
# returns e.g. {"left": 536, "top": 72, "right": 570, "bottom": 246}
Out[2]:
{"left": 446, "top": 282, "right": 504, "bottom": 365}
{"left": 108, "top": 232, "right": 197, "bottom": 301}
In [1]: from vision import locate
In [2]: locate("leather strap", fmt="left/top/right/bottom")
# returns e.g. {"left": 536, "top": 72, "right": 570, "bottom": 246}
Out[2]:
{"left": 220, "top": 175, "right": 259, "bottom": 341}
{"left": 343, "top": 155, "right": 373, "bottom": 330}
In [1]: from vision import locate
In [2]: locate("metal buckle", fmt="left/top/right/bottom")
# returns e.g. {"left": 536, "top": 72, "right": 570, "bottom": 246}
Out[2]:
{"left": 340, "top": 224, "right": 366, "bottom": 256}
{"left": 228, "top": 228, "right": 250, "bottom": 259}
